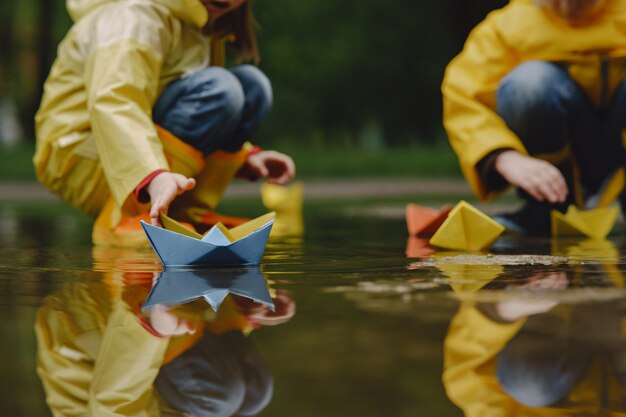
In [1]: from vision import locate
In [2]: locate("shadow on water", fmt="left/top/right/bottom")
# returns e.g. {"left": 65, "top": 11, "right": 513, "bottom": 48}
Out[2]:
{"left": 3, "top": 200, "right": 626, "bottom": 416}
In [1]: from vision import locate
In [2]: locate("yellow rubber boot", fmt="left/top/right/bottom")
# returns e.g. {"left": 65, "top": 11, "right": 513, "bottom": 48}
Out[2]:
{"left": 92, "top": 127, "right": 204, "bottom": 248}
{"left": 170, "top": 143, "right": 254, "bottom": 233}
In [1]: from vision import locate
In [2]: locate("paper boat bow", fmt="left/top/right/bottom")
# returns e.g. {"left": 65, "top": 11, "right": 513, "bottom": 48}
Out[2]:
{"left": 141, "top": 212, "right": 275, "bottom": 267}
{"left": 142, "top": 267, "right": 274, "bottom": 312}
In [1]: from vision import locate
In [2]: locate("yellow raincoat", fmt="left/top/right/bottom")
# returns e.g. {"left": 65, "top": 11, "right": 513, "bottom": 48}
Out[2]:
{"left": 443, "top": 303, "right": 626, "bottom": 417}
{"left": 34, "top": 0, "right": 245, "bottom": 217}
{"left": 442, "top": 0, "right": 626, "bottom": 200}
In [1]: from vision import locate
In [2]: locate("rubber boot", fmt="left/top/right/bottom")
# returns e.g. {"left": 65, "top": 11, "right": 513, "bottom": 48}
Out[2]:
{"left": 92, "top": 126, "right": 204, "bottom": 247}
{"left": 170, "top": 143, "right": 254, "bottom": 234}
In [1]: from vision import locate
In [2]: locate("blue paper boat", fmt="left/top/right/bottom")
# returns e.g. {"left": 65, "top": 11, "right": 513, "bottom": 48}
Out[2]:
{"left": 141, "top": 212, "right": 275, "bottom": 267}
{"left": 142, "top": 267, "right": 274, "bottom": 311}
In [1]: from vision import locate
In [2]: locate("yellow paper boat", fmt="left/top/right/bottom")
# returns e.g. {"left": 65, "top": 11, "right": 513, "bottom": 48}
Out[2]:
{"left": 429, "top": 201, "right": 505, "bottom": 251}
{"left": 261, "top": 182, "right": 304, "bottom": 237}
{"left": 551, "top": 205, "right": 619, "bottom": 239}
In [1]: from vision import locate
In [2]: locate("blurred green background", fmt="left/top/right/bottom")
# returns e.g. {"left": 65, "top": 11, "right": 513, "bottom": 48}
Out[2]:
{"left": 0, "top": 0, "right": 508, "bottom": 180}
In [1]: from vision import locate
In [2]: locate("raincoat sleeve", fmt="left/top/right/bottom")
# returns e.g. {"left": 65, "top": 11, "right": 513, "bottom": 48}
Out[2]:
{"left": 442, "top": 14, "right": 526, "bottom": 200}
{"left": 442, "top": 304, "right": 526, "bottom": 417}
{"left": 82, "top": 3, "right": 172, "bottom": 214}
{"left": 87, "top": 299, "right": 169, "bottom": 417}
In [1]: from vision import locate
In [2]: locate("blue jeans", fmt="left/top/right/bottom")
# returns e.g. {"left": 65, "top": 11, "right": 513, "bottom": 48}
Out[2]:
{"left": 153, "top": 65, "right": 273, "bottom": 155}
{"left": 496, "top": 314, "right": 593, "bottom": 407}
{"left": 497, "top": 61, "right": 626, "bottom": 195}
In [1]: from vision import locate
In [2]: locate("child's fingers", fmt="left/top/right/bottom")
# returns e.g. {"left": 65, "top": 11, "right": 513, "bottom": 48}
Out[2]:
{"left": 150, "top": 202, "right": 163, "bottom": 226}
{"left": 249, "top": 157, "right": 270, "bottom": 178}
{"left": 178, "top": 176, "right": 196, "bottom": 192}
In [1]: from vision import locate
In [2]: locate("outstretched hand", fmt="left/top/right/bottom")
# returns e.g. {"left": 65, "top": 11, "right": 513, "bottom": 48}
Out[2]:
{"left": 244, "top": 150, "right": 296, "bottom": 185}
{"left": 494, "top": 150, "right": 568, "bottom": 204}
{"left": 148, "top": 304, "right": 197, "bottom": 336}
{"left": 147, "top": 172, "right": 196, "bottom": 226}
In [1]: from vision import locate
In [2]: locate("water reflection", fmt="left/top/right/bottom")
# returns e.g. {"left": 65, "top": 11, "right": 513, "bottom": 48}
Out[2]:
{"left": 444, "top": 295, "right": 626, "bottom": 415}
{"left": 144, "top": 268, "right": 275, "bottom": 312}
{"left": 34, "top": 253, "right": 295, "bottom": 417}
{"left": 405, "top": 237, "right": 436, "bottom": 258}
{"left": 440, "top": 240, "right": 626, "bottom": 416}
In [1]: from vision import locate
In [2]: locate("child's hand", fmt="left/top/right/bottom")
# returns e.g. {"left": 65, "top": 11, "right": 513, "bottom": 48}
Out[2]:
{"left": 244, "top": 151, "right": 296, "bottom": 185}
{"left": 494, "top": 271, "right": 567, "bottom": 321}
{"left": 234, "top": 290, "right": 296, "bottom": 326}
{"left": 147, "top": 304, "right": 197, "bottom": 337}
{"left": 147, "top": 172, "right": 196, "bottom": 226}
{"left": 494, "top": 150, "right": 568, "bottom": 204}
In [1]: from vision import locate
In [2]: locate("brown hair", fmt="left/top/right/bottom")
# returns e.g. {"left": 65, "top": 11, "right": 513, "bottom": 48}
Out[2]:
{"left": 206, "top": 2, "right": 260, "bottom": 65}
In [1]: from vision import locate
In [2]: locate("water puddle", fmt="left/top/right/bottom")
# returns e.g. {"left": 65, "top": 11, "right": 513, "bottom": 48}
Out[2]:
{"left": 2, "top": 200, "right": 626, "bottom": 416}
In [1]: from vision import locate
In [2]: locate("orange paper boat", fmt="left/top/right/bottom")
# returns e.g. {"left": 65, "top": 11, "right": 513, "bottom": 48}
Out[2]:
{"left": 406, "top": 204, "right": 452, "bottom": 237}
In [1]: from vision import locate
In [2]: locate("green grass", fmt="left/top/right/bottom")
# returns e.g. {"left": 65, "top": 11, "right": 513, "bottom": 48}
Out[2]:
{"left": 0, "top": 143, "right": 36, "bottom": 181}
{"left": 0, "top": 141, "right": 461, "bottom": 181}
{"left": 280, "top": 142, "right": 461, "bottom": 178}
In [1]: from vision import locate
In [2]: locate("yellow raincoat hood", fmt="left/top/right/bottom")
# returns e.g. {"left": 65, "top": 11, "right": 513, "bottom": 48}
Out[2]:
{"left": 34, "top": 0, "right": 234, "bottom": 217}
{"left": 442, "top": 0, "right": 626, "bottom": 200}
{"left": 66, "top": 0, "right": 209, "bottom": 28}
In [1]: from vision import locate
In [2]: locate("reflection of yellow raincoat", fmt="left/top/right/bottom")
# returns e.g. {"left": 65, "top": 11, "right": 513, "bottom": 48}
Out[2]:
{"left": 443, "top": 304, "right": 626, "bottom": 417}
{"left": 34, "top": 0, "right": 239, "bottom": 217}
{"left": 442, "top": 0, "right": 626, "bottom": 200}
{"left": 35, "top": 280, "right": 252, "bottom": 416}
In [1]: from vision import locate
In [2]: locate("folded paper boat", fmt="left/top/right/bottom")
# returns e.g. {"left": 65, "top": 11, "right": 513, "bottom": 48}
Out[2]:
{"left": 429, "top": 201, "right": 505, "bottom": 251}
{"left": 141, "top": 212, "right": 275, "bottom": 267}
{"left": 551, "top": 205, "right": 619, "bottom": 239}
{"left": 406, "top": 204, "right": 452, "bottom": 237}
{"left": 142, "top": 267, "right": 274, "bottom": 312}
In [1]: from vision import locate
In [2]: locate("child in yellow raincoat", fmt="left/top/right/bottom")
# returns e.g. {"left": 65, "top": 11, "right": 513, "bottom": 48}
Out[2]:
{"left": 34, "top": 0, "right": 295, "bottom": 246}
{"left": 443, "top": 0, "right": 626, "bottom": 235}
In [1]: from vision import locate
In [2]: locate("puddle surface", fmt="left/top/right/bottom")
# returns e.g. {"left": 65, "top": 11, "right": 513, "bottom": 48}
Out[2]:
{"left": 2, "top": 200, "right": 626, "bottom": 416}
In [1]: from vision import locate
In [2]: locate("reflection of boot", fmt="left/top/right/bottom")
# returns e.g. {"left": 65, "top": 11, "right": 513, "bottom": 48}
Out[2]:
{"left": 494, "top": 160, "right": 577, "bottom": 236}
{"left": 92, "top": 197, "right": 152, "bottom": 247}
{"left": 170, "top": 144, "right": 253, "bottom": 234}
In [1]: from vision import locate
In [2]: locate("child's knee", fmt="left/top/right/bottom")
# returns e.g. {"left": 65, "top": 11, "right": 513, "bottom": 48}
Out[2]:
{"left": 497, "top": 61, "right": 573, "bottom": 114}
{"left": 187, "top": 67, "right": 246, "bottom": 120}
{"left": 231, "top": 64, "right": 273, "bottom": 110}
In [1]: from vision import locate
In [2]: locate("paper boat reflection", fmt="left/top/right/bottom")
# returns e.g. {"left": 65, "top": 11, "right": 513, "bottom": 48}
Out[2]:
{"left": 142, "top": 267, "right": 274, "bottom": 312}
{"left": 141, "top": 212, "right": 275, "bottom": 267}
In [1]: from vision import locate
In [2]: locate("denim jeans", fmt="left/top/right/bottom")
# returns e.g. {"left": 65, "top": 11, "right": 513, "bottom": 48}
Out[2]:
{"left": 153, "top": 65, "right": 273, "bottom": 155}
{"left": 497, "top": 60, "right": 626, "bottom": 195}
{"left": 496, "top": 314, "right": 593, "bottom": 407}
